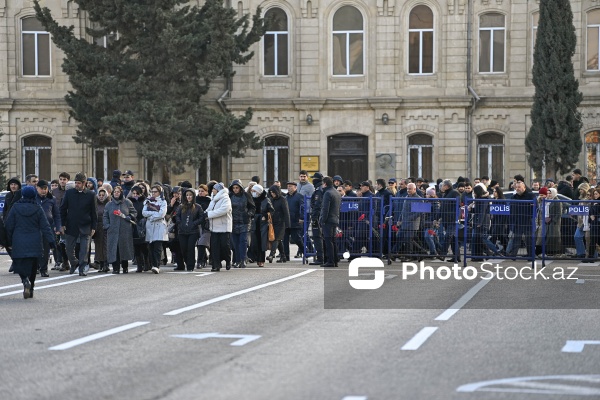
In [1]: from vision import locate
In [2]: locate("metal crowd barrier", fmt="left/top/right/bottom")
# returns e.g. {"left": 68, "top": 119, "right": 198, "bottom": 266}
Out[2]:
{"left": 302, "top": 196, "right": 384, "bottom": 263}
{"left": 387, "top": 197, "right": 460, "bottom": 264}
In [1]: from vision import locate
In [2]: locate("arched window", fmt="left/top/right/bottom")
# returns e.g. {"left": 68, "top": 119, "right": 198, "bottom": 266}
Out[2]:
{"left": 22, "top": 135, "right": 51, "bottom": 180}
{"left": 22, "top": 17, "right": 51, "bottom": 76}
{"left": 585, "top": 131, "right": 600, "bottom": 184}
{"left": 408, "top": 134, "right": 433, "bottom": 180}
{"left": 587, "top": 9, "right": 600, "bottom": 71}
{"left": 263, "top": 8, "right": 289, "bottom": 76}
{"left": 264, "top": 136, "right": 289, "bottom": 187}
{"left": 332, "top": 6, "right": 364, "bottom": 76}
{"left": 479, "top": 13, "right": 505, "bottom": 73}
{"left": 408, "top": 5, "right": 434, "bottom": 74}
{"left": 478, "top": 133, "right": 504, "bottom": 186}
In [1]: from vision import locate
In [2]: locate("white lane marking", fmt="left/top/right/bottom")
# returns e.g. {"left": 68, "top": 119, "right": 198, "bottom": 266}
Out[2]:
{"left": 457, "top": 375, "right": 600, "bottom": 395}
{"left": 578, "top": 262, "right": 600, "bottom": 266}
{"left": 342, "top": 397, "right": 368, "bottom": 400}
{"left": 164, "top": 269, "right": 317, "bottom": 316}
{"left": 0, "top": 274, "right": 79, "bottom": 290}
{"left": 172, "top": 333, "right": 261, "bottom": 346}
{"left": 562, "top": 340, "right": 600, "bottom": 353}
{"left": 576, "top": 279, "right": 585, "bottom": 284}
{"left": 0, "top": 274, "right": 114, "bottom": 298}
{"left": 195, "top": 272, "right": 216, "bottom": 277}
{"left": 401, "top": 327, "right": 438, "bottom": 351}
{"left": 48, "top": 321, "right": 150, "bottom": 351}
{"left": 434, "top": 275, "right": 494, "bottom": 321}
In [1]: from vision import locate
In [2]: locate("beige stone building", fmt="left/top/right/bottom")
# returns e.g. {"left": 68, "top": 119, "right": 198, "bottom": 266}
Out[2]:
{"left": 1, "top": 0, "right": 600, "bottom": 187}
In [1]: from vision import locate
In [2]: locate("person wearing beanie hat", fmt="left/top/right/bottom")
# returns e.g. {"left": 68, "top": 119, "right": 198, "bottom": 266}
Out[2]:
{"left": 538, "top": 187, "right": 549, "bottom": 196}
{"left": 35, "top": 179, "right": 62, "bottom": 277}
{"left": 332, "top": 175, "right": 343, "bottom": 187}
{"left": 251, "top": 184, "right": 264, "bottom": 196}
{"left": 4, "top": 182, "right": 56, "bottom": 299}
{"left": 60, "top": 172, "right": 98, "bottom": 276}
{"left": 110, "top": 170, "right": 122, "bottom": 189}
{"left": 205, "top": 180, "right": 233, "bottom": 271}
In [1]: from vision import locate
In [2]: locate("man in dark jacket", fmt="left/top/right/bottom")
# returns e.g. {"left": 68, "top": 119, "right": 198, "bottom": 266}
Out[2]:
{"left": 284, "top": 181, "right": 304, "bottom": 259}
{"left": 3, "top": 177, "right": 22, "bottom": 220}
{"left": 506, "top": 181, "right": 536, "bottom": 258}
{"left": 121, "top": 170, "right": 136, "bottom": 197}
{"left": 109, "top": 169, "right": 121, "bottom": 188}
{"left": 320, "top": 176, "right": 342, "bottom": 267}
{"left": 51, "top": 172, "right": 70, "bottom": 271}
{"left": 60, "top": 172, "right": 97, "bottom": 276}
{"left": 572, "top": 169, "right": 584, "bottom": 200}
{"left": 309, "top": 173, "right": 325, "bottom": 265}
{"left": 36, "top": 180, "right": 61, "bottom": 277}
{"left": 439, "top": 179, "right": 461, "bottom": 262}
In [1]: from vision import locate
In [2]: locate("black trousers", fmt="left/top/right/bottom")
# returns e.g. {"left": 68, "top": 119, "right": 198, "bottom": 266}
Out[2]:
{"left": 210, "top": 232, "right": 231, "bottom": 270}
{"left": 322, "top": 223, "right": 339, "bottom": 265}
{"left": 311, "top": 224, "right": 324, "bottom": 262}
{"left": 148, "top": 241, "right": 163, "bottom": 269}
{"left": 179, "top": 232, "right": 199, "bottom": 270}
{"left": 134, "top": 242, "right": 149, "bottom": 269}
{"left": 18, "top": 258, "right": 38, "bottom": 290}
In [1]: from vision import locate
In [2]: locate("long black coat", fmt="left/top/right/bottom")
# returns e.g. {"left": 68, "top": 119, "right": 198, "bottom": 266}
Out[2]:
{"left": 320, "top": 186, "right": 341, "bottom": 226}
{"left": 60, "top": 188, "right": 98, "bottom": 236}
{"left": 267, "top": 187, "right": 290, "bottom": 241}
{"left": 5, "top": 199, "right": 55, "bottom": 270}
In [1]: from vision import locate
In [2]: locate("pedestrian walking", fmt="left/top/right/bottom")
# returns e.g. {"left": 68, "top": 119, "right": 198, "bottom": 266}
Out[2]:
{"left": 143, "top": 185, "right": 169, "bottom": 274}
{"left": 104, "top": 185, "right": 137, "bottom": 274}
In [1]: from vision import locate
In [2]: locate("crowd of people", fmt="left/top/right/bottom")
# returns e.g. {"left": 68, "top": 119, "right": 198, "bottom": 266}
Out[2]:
{"left": 1, "top": 166, "right": 597, "bottom": 299}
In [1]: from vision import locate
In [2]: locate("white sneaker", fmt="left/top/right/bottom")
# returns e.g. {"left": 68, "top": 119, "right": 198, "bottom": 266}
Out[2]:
{"left": 84, "top": 264, "right": 90, "bottom": 273}
{"left": 151, "top": 267, "right": 160, "bottom": 274}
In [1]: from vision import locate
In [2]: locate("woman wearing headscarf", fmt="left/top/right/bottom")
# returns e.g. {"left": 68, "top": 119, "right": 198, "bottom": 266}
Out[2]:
{"left": 195, "top": 184, "right": 211, "bottom": 269}
{"left": 266, "top": 185, "right": 290, "bottom": 263}
{"left": 143, "top": 185, "right": 169, "bottom": 274}
{"left": 94, "top": 187, "right": 110, "bottom": 272}
{"left": 5, "top": 186, "right": 55, "bottom": 299}
{"left": 175, "top": 188, "right": 203, "bottom": 271}
{"left": 205, "top": 182, "right": 233, "bottom": 271}
{"left": 129, "top": 185, "right": 150, "bottom": 272}
{"left": 103, "top": 185, "right": 137, "bottom": 274}
{"left": 229, "top": 179, "right": 255, "bottom": 268}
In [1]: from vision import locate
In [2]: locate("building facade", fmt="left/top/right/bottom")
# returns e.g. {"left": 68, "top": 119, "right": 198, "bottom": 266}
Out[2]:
{"left": 1, "top": 0, "right": 600, "bottom": 187}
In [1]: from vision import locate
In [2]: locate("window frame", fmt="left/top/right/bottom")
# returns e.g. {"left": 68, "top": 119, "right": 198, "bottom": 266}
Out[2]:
{"left": 586, "top": 9, "right": 600, "bottom": 72}
{"left": 263, "top": 7, "right": 290, "bottom": 77}
{"left": 331, "top": 6, "right": 365, "bottom": 77}
{"left": 21, "top": 17, "right": 52, "bottom": 77}
{"left": 263, "top": 135, "right": 289, "bottom": 188}
{"left": 22, "top": 135, "right": 52, "bottom": 180}
{"left": 407, "top": 134, "right": 433, "bottom": 180}
{"left": 94, "top": 146, "right": 119, "bottom": 182}
{"left": 478, "top": 13, "right": 506, "bottom": 74}
{"left": 477, "top": 133, "right": 505, "bottom": 186}
{"left": 408, "top": 5, "right": 435, "bottom": 75}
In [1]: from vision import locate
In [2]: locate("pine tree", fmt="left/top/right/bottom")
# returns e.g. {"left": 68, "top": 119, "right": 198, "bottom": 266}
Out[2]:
{"left": 34, "top": 0, "right": 265, "bottom": 174}
{"left": 0, "top": 129, "right": 9, "bottom": 190}
{"left": 525, "top": 0, "right": 583, "bottom": 179}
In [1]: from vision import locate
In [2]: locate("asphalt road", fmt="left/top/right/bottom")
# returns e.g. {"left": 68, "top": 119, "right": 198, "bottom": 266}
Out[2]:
{"left": 1, "top": 248, "right": 600, "bottom": 400}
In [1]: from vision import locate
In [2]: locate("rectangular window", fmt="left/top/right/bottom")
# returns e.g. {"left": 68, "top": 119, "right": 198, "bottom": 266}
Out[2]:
{"left": 479, "top": 30, "right": 491, "bottom": 73}
{"left": 588, "top": 26, "right": 599, "bottom": 71}
{"left": 22, "top": 18, "right": 51, "bottom": 77}
{"left": 94, "top": 148, "right": 119, "bottom": 181}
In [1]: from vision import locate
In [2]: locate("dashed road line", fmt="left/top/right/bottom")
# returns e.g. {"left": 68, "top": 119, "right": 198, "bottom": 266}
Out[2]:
{"left": 0, "top": 273, "right": 80, "bottom": 291}
{"left": 401, "top": 327, "right": 439, "bottom": 351}
{"left": 49, "top": 321, "right": 150, "bottom": 350}
{"left": 164, "top": 269, "right": 317, "bottom": 316}
{"left": 434, "top": 274, "right": 494, "bottom": 321}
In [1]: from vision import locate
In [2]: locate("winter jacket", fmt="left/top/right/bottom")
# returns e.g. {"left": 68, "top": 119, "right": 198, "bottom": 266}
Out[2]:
{"left": 286, "top": 191, "right": 304, "bottom": 229}
{"left": 60, "top": 188, "right": 98, "bottom": 236}
{"left": 320, "top": 185, "right": 341, "bottom": 226}
{"left": 267, "top": 186, "right": 290, "bottom": 240}
{"left": 103, "top": 196, "right": 137, "bottom": 263}
{"left": 36, "top": 193, "right": 61, "bottom": 231}
{"left": 297, "top": 181, "right": 315, "bottom": 198}
{"left": 229, "top": 181, "right": 256, "bottom": 234}
{"left": 129, "top": 195, "right": 147, "bottom": 243}
{"left": 143, "top": 197, "right": 168, "bottom": 243}
{"left": 175, "top": 204, "right": 203, "bottom": 235}
{"left": 206, "top": 189, "right": 232, "bottom": 233}
{"left": 87, "top": 177, "right": 98, "bottom": 194}
{"left": 400, "top": 192, "right": 422, "bottom": 231}
{"left": 3, "top": 177, "right": 22, "bottom": 219}
{"left": 5, "top": 199, "right": 55, "bottom": 259}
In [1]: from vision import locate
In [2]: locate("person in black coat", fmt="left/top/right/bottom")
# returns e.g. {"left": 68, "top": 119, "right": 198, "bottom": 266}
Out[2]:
{"left": 229, "top": 180, "right": 255, "bottom": 268}
{"left": 320, "top": 177, "right": 342, "bottom": 267}
{"left": 3, "top": 177, "right": 22, "bottom": 220}
{"left": 129, "top": 186, "right": 150, "bottom": 272}
{"left": 439, "top": 179, "right": 461, "bottom": 262}
{"left": 59, "top": 172, "right": 98, "bottom": 276}
{"left": 249, "top": 185, "right": 272, "bottom": 267}
{"left": 506, "top": 181, "right": 536, "bottom": 258}
{"left": 266, "top": 185, "right": 290, "bottom": 263}
{"left": 284, "top": 181, "right": 305, "bottom": 259}
{"left": 175, "top": 188, "right": 203, "bottom": 271}
{"left": 5, "top": 186, "right": 55, "bottom": 299}
{"left": 195, "top": 184, "right": 212, "bottom": 268}
{"left": 35, "top": 180, "right": 61, "bottom": 276}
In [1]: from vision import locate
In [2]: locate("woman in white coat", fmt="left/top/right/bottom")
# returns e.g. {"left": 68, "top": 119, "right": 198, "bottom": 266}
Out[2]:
{"left": 205, "top": 182, "right": 233, "bottom": 271}
{"left": 143, "top": 185, "right": 168, "bottom": 274}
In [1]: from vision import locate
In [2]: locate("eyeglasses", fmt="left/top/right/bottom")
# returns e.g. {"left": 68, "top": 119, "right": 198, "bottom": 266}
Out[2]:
{"left": 151, "top": 190, "right": 159, "bottom": 194}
